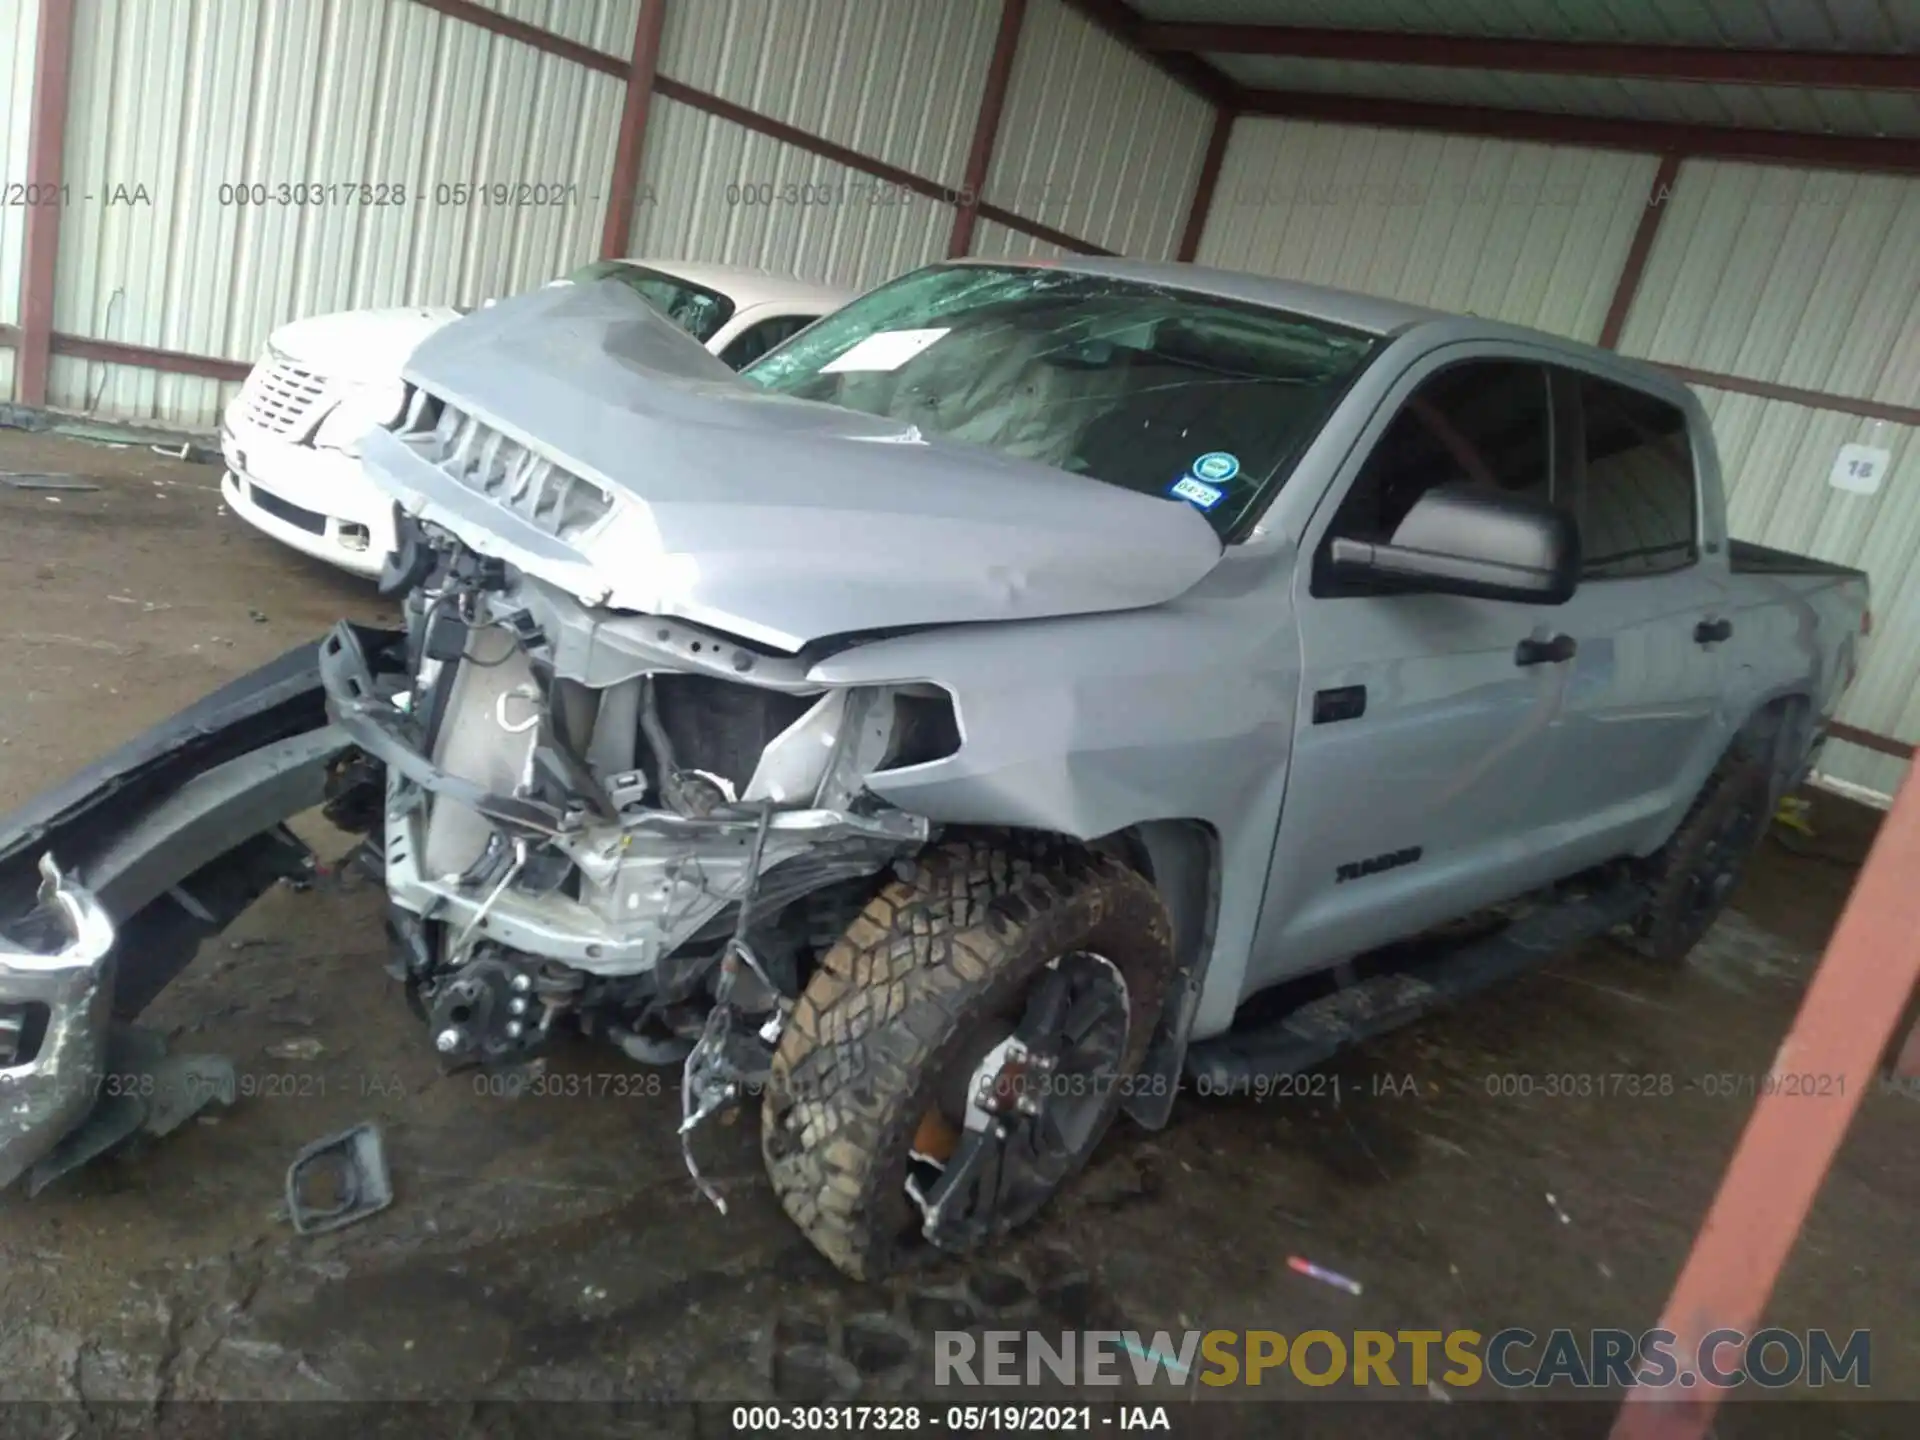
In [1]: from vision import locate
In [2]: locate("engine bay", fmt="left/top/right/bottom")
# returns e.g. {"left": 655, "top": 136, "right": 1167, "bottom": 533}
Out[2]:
{"left": 317, "top": 522, "right": 955, "bottom": 1196}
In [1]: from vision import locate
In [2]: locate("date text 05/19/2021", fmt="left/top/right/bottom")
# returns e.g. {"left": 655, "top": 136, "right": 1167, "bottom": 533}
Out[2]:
{"left": 729, "top": 1405, "right": 1172, "bottom": 1432}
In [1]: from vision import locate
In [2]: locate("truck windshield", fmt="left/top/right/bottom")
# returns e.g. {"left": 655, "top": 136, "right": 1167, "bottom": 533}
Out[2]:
{"left": 565, "top": 261, "right": 737, "bottom": 343}
{"left": 739, "top": 263, "right": 1379, "bottom": 537}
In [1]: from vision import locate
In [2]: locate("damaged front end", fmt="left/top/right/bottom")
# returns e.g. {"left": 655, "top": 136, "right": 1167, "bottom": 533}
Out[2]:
{"left": 321, "top": 526, "right": 947, "bottom": 1195}
{"left": 0, "top": 529, "right": 948, "bottom": 1197}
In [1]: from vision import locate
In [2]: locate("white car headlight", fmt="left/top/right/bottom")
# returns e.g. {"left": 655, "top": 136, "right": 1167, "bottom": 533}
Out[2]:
{"left": 311, "top": 380, "right": 407, "bottom": 455}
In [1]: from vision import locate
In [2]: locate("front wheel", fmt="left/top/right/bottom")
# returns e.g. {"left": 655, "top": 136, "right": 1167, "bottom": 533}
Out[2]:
{"left": 761, "top": 838, "right": 1174, "bottom": 1281}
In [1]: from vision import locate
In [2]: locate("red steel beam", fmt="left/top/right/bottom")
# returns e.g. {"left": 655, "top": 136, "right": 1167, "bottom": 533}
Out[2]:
{"left": 600, "top": 0, "right": 669, "bottom": 259}
{"left": 948, "top": 0, "right": 1028, "bottom": 259}
{"left": 406, "top": 0, "right": 625, "bottom": 78}
{"left": 652, "top": 76, "right": 1114, "bottom": 254}
{"left": 1176, "top": 107, "right": 1234, "bottom": 262}
{"left": 1823, "top": 721, "right": 1914, "bottom": 762}
{"left": 1657, "top": 364, "right": 1920, "bottom": 429}
{"left": 406, "top": 1, "right": 1112, "bottom": 253}
{"left": 1238, "top": 90, "right": 1920, "bottom": 177}
{"left": 1599, "top": 154, "right": 1682, "bottom": 350}
{"left": 16, "top": 0, "right": 77, "bottom": 407}
{"left": 973, "top": 201, "right": 1113, "bottom": 256}
{"left": 1611, "top": 760, "right": 1920, "bottom": 1440}
{"left": 1055, "top": 0, "right": 1238, "bottom": 106}
{"left": 652, "top": 75, "right": 954, "bottom": 207}
{"left": 48, "top": 333, "right": 250, "bottom": 383}
{"left": 1138, "top": 23, "right": 1920, "bottom": 92}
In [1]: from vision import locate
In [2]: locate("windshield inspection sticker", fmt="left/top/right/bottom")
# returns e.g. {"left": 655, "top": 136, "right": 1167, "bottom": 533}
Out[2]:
{"left": 1169, "top": 475, "right": 1225, "bottom": 510}
{"left": 820, "top": 327, "right": 950, "bottom": 374}
{"left": 1191, "top": 451, "right": 1240, "bottom": 483}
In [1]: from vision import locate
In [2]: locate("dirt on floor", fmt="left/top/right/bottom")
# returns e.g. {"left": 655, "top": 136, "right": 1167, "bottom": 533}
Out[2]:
{"left": 0, "top": 432, "right": 1913, "bottom": 1439}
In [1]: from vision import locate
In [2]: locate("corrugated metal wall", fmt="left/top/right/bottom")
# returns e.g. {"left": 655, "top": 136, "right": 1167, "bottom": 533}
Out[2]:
{"left": 627, "top": 95, "right": 957, "bottom": 292}
{"left": 966, "top": 218, "right": 1073, "bottom": 264}
{"left": 49, "top": 0, "right": 634, "bottom": 430}
{"left": 657, "top": 0, "right": 997, "bottom": 192}
{"left": 1128, "top": 0, "right": 1920, "bottom": 49}
{"left": 462, "top": 0, "right": 639, "bottom": 50}
{"left": 0, "top": 0, "right": 37, "bottom": 403}
{"left": 985, "top": 0, "right": 1214, "bottom": 260}
{"left": 1197, "top": 117, "right": 1660, "bottom": 341}
{"left": 1617, "top": 163, "right": 1920, "bottom": 428}
{"left": 630, "top": 0, "right": 999, "bottom": 288}
{"left": 29, "top": 0, "right": 1215, "bottom": 431}
{"left": 1618, "top": 161, "right": 1920, "bottom": 795}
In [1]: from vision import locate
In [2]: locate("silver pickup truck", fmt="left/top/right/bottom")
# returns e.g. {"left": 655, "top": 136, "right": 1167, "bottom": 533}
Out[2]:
{"left": 0, "top": 260, "right": 1869, "bottom": 1278}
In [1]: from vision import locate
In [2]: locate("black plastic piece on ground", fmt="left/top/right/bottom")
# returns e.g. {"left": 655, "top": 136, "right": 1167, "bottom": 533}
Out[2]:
{"left": 286, "top": 1123, "right": 393, "bottom": 1235}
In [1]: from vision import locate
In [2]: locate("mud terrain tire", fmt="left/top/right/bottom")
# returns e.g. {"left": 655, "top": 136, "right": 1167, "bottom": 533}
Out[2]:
{"left": 1627, "top": 751, "right": 1773, "bottom": 964}
{"left": 762, "top": 837, "right": 1174, "bottom": 1281}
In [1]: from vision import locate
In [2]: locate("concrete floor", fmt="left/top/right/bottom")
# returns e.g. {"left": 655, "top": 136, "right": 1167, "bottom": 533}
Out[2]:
{"left": 0, "top": 431, "right": 1913, "bottom": 1436}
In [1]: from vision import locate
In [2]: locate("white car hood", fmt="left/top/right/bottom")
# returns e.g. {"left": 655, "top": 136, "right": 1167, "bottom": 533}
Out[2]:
{"left": 360, "top": 282, "right": 1225, "bottom": 653}
{"left": 267, "top": 305, "right": 465, "bottom": 377}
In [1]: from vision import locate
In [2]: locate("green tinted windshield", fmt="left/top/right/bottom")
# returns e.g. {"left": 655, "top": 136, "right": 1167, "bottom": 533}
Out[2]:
{"left": 739, "top": 263, "right": 1379, "bottom": 536}
{"left": 567, "top": 261, "right": 736, "bottom": 344}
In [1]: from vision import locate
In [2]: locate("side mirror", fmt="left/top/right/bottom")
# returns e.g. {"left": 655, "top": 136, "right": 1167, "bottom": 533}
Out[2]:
{"left": 1328, "top": 483, "right": 1579, "bottom": 605}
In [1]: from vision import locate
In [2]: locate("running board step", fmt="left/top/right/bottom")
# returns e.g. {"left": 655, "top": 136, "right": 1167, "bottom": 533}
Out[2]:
{"left": 1184, "top": 881, "right": 1647, "bottom": 1090}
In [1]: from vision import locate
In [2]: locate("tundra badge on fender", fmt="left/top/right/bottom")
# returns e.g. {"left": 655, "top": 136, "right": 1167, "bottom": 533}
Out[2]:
{"left": 1335, "top": 846, "right": 1424, "bottom": 883}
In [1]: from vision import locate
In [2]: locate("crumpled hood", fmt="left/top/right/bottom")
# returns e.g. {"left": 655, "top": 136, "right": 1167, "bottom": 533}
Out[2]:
{"left": 362, "top": 282, "right": 1223, "bottom": 653}
{"left": 269, "top": 305, "right": 464, "bottom": 379}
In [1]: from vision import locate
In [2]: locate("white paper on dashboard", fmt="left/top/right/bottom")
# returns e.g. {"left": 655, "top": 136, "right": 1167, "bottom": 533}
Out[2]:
{"left": 820, "top": 327, "right": 950, "bottom": 374}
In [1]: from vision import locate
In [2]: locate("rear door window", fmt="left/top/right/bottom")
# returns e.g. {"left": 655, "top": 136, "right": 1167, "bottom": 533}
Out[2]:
{"left": 1572, "top": 376, "right": 1697, "bottom": 579}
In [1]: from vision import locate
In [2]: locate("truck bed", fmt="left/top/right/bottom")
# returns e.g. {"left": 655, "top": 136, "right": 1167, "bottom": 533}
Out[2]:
{"left": 1728, "top": 539, "right": 1867, "bottom": 580}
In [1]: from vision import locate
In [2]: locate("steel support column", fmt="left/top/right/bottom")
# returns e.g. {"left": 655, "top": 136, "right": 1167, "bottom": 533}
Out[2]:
{"left": 948, "top": 0, "right": 1027, "bottom": 259}
{"left": 16, "top": 0, "right": 77, "bottom": 407}
{"left": 1611, "top": 764, "right": 1920, "bottom": 1439}
{"left": 601, "top": 0, "right": 669, "bottom": 260}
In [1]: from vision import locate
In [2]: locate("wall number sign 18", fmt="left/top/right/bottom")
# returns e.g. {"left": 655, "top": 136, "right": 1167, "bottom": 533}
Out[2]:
{"left": 1829, "top": 443, "right": 1890, "bottom": 495}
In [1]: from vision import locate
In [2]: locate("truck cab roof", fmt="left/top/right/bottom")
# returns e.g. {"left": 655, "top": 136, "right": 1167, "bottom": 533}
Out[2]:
{"left": 1041, "top": 256, "right": 1696, "bottom": 412}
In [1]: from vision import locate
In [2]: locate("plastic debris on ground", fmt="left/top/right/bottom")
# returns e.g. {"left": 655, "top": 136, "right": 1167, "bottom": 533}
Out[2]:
{"left": 1286, "top": 1255, "right": 1364, "bottom": 1296}
{"left": 2, "top": 473, "right": 102, "bottom": 492}
{"left": 285, "top": 1123, "right": 394, "bottom": 1235}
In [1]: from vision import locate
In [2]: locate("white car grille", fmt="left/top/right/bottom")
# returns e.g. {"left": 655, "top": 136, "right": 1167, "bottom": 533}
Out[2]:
{"left": 408, "top": 399, "right": 613, "bottom": 541}
{"left": 234, "top": 354, "right": 332, "bottom": 436}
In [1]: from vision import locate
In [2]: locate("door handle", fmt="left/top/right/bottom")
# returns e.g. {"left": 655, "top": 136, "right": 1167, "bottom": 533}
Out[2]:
{"left": 1312, "top": 685, "right": 1367, "bottom": 724}
{"left": 1694, "top": 617, "right": 1733, "bottom": 645}
{"left": 1515, "top": 634, "right": 1577, "bottom": 666}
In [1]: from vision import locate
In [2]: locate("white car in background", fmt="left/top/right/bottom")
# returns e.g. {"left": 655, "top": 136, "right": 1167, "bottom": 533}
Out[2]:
{"left": 219, "top": 261, "right": 855, "bottom": 576}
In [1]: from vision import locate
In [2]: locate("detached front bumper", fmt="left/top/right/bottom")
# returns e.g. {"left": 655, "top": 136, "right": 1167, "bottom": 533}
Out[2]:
{"left": 0, "top": 857, "right": 116, "bottom": 1192}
